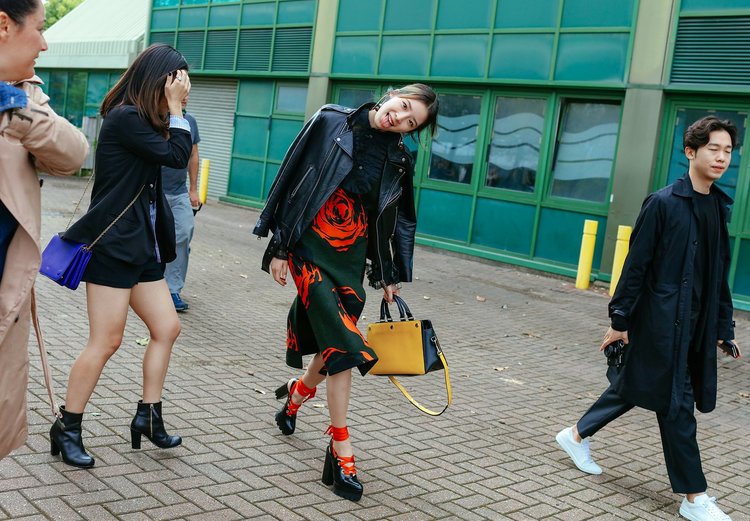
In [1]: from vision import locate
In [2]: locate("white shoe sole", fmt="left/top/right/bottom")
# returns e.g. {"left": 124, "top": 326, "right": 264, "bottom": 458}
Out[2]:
{"left": 555, "top": 429, "right": 603, "bottom": 475}
{"left": 679, "top": 504, "right": 732, "bottom": 521}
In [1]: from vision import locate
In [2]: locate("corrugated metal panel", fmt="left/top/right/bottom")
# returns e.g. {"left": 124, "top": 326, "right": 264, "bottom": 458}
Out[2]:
{"left": 672, "top": 17, "right": 750, "bottom": 85}
{"left": 237, "top": 29, "right": 272, "bottom": 71}
{"left": 177, "top": 31, "right": 205, "bottom": 70}
{"left": 271, "top": 27, "right": 312, "bottom": 72}
{"left": 205, "top": 30, "right": 237, "bottom": 70}
{"left": 150, "top": 32, "right": 176, "bottom": 47}
{"left": 186, "top": 78, "right": 237, "bottom": 200}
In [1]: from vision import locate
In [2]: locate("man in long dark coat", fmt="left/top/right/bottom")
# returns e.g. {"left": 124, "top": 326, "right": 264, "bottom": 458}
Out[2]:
{"left": 556, "top": 116, "right": 742, "bottom": 521}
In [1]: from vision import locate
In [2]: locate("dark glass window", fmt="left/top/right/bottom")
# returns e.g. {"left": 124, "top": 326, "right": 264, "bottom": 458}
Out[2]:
{"left": 550, "top": 100, "right": 621, "bottom": 203}
{"left": 486, "top": 97, "right": 546, "bottom": 192}
{"left": 428, "top": 93, "right": 482, "bottom": 185}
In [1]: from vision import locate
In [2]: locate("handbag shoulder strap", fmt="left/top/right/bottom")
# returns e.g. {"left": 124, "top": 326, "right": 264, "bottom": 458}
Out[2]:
{"left": 65, "top": 171, "right": 95, "bottom": 231}
{"left": 30, "top": 287, "right": 62, "bottom": 419}
{"left": 388, "top": 350, "right": 452, "bottom": 416}
{"left": 88, "top": 185, "right": 145, "bottom": 249}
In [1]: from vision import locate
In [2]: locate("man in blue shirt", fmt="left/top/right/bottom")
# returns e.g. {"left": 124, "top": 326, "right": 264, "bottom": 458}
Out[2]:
{"left": 163, "top": 96, "right": 200, "bottom": 311}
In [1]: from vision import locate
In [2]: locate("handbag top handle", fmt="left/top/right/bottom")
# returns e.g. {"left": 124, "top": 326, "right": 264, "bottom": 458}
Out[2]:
{"left": 379, "top": 295, "right": 414, "bottom": 322}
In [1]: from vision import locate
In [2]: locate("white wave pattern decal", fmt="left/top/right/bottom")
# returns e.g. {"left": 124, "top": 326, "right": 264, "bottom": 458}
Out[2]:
{"left": 553, "top": 122, "right": 619, "bottom": 181}
{"left": 489, "top": 112, "right": 544, "bottom": 171}
{"left": 431, "top": 113, "right": 480, "bottom": 165}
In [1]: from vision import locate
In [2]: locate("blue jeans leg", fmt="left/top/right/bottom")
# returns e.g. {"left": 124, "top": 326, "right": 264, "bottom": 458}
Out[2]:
{"left": 164, "top": 193, "right": 194, "bottom": 295}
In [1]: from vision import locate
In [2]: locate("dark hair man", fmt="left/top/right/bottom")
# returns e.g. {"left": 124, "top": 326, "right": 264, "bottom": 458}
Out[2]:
{"left": 556, "top": 116, "right": 741, "bottom": 521}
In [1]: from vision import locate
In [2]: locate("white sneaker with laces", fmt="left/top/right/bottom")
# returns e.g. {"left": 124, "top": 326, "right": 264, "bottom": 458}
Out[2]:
{"left": 555, "top": 426, "right": 602, "bottom": 475}
{"left": 679, "top": 495, "right": 732, "bottom": 521}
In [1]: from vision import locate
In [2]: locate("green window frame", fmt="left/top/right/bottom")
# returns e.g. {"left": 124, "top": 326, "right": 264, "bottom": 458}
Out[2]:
{"left": 332, "top": 0, "right": 637, "bottom": 85}
{"left": 546, "top": 97, "right": 623, "bottom": 207}
{"left": 226, "top": 79, "right": 308, "bottom": 205}
{"left": 36, "top": 69, "right": 121, "bottom": 128}
{"left": 149, "top": 0, "right": 316, "bottom": 75}
{"left": 330, "top": 82, "right": 621, "bottom": 278}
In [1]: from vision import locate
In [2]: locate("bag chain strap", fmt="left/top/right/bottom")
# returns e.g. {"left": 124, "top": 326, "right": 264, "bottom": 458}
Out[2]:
{"left": 63, "top": 171, "right": 145, "bottom": 250}
{"left": 64, "top": 171, "right": 96, "bottom": 231}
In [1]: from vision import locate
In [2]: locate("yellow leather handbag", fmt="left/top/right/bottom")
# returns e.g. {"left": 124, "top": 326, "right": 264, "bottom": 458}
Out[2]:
{"left": 367, "top": 296, "right": 451, "bottom": 416}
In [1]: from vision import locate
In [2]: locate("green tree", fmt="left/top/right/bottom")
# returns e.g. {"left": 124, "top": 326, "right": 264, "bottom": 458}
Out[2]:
{"left": 44, "top": 0, "right": 85, "bottom": 29}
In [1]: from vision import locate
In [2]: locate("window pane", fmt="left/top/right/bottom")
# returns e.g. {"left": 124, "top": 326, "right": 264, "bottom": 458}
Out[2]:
{"left": 486, "top": 97, "right": 545, "bottom": 192}
{"left": 47, "top": 71, "right": 67, "bottom": 115}
{"left": 276, "top": 84, "right": 308, "bottom": 113}
{"left": 550, "top": 101, "right": 621, "bottom": 203}
{"left": 665, "top": 108, "right": 746, "bottom": 201}
{"left": 428, "top": 93, "right": 482, "bottom": 184}
{"left": 404, "top": 133, "right": 421, "bottom": 169}
{"left": 66, "top": 72, "right": 87, "bottom": 127}
{"left": 336, "top": 87, "right": 376, "bottom": 108}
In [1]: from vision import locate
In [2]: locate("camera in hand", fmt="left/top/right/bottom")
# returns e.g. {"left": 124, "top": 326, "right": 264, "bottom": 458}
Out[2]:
{"left": 718, "top": 339, "right": 740, "bottom": 359}
{"left": 604, "top": 339, "right": 625, "bottom": 368}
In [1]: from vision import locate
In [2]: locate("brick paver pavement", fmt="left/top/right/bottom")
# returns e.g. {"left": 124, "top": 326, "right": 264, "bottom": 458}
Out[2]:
{"left": 1, "top": 175, "right": 748, "bottom": 521}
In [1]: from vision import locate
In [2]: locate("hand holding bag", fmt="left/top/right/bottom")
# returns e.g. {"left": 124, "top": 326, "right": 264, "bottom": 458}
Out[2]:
{"left": 367, "top": 295, "right": 452, "bottom": 416}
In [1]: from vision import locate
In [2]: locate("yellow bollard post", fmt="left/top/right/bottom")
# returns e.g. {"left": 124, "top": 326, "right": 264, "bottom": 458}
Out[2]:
{"left": 609, "top": 225, "right": 632, "bottom": 296}
{"left": 575, "top": 219, "right": 599, "bottom": 290}
{"left": 199, "top": 158, "right": 210, "bottom": 204}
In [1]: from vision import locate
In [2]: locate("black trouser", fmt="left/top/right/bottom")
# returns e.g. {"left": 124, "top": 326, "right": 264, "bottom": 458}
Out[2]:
{"left": 576, "top": 372, "right": 707, "bottom": 494}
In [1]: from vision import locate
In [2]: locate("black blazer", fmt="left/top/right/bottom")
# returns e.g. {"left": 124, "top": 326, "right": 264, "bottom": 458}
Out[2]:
{"left": 64, "top": 105, "right": 191, "bottom": 265}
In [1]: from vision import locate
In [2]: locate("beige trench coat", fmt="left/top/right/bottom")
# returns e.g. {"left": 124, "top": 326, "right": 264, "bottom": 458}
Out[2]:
{"left": 0, "top": 77, "right": 88, "bottom": 460}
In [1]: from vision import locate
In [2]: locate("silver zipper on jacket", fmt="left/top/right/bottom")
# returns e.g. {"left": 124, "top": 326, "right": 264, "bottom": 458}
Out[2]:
{"left": 290, "top": 165, "right": 314, "bottom": 198}
{"left": 264, "top": 114, "right": 320, "bottom": 207}
{"left": 375, "top": 169, "right": 406, "bottom": 287}
{"left": 286, "top": 139, "right": 338, "bottom": 249}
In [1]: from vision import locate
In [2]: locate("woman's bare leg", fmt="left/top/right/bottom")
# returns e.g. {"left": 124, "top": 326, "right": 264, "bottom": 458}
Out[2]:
{"left": 64, "top": 283, "right": 131, "bottom": 413}
{"left": 129, "top": 279, "right": 181, "bottom": 402}
{"left": 289, "top": 353, "right": 326, "bottom": 404}
{"left": 327, "top": 368, "right": 353, "bottom": 457}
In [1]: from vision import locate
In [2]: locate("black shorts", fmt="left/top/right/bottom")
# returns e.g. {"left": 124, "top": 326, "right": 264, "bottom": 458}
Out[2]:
{"left": 82, "top": 252, "right": 165, "bottom": 289}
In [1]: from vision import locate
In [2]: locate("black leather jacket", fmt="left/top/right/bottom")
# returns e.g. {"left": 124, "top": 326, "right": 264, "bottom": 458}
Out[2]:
{"left": 252, "top": 103, "right": 417, "bottom": 288}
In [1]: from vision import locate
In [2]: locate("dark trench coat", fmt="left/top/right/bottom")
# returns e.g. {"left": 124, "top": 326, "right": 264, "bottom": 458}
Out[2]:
{"left": 608, "top": 174, "right": 735, "bottom": 420}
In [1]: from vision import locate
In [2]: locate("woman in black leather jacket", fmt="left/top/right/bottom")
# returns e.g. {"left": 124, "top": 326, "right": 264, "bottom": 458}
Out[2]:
{"left": 254, "top": 84, "right": 438, "bottom": 501}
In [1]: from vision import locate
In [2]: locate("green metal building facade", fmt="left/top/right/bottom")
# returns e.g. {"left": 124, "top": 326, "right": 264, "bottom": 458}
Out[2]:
{"left": 132, "top": 0, "right": 750, "bottom": 309}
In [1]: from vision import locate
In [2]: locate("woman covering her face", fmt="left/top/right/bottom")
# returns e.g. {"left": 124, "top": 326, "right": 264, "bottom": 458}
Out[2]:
{"left": 0, "top": 0, "right": 88, "bottom": 461}
{"left": 48, "top": 44, "right": 192, "bottom": 468}
{"left": 254, "top": 84, "right": 438, "bottom": 501}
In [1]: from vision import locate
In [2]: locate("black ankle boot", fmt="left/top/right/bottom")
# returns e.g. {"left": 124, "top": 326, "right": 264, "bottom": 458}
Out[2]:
{"left": 49, "top": 406, "right": 95, "bottom": 468}
{"left": 130, "top": 401, "right": 182, "bottom": 449}
{"left": 321, "top": 440, "right": 363, "bottom": 501}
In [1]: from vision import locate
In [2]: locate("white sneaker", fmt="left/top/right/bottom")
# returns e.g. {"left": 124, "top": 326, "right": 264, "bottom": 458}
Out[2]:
{"left": 679, "top": 495, "right": 732, "bottom": 521}
{"left": 555, "top": 426, "right": 602, "bottom": 475}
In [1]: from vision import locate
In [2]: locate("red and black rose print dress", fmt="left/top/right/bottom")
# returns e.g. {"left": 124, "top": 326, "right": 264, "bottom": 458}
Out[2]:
{"left": 285, "top": 108, "right": 398, "bottom": 376}
{"left": 286, "top": 187, "right": 377, "bottom": 375}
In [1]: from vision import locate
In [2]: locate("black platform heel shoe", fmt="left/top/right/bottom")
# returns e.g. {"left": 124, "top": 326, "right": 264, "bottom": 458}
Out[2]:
{"left": 274, "top": 378, "right": 316, "bottom": 435}
{"left": 130, "top": 400, "right": 182, "bottom": 449}
{"left": 49, "top": 406, "right": 95, "bottom": 468}
{"left": 321, "top": 425, "right": 363, "bottom": 501}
